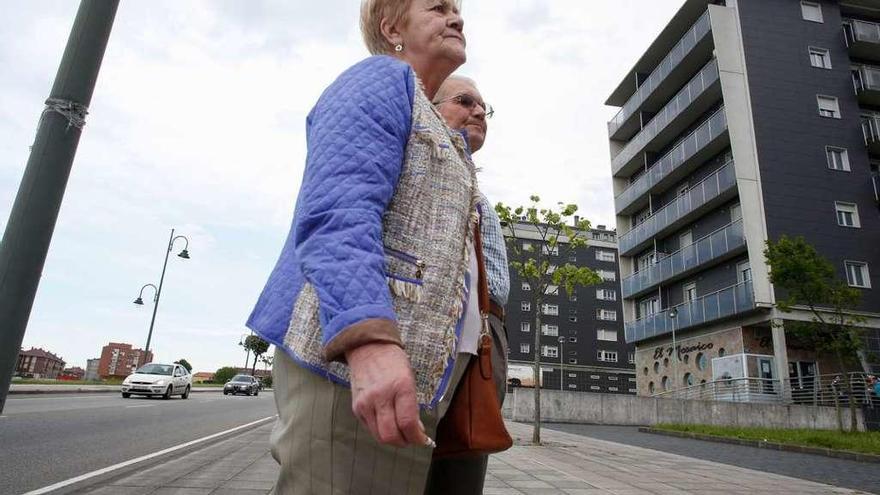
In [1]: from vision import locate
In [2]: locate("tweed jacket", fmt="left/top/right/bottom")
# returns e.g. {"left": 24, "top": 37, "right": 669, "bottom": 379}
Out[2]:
{"left": 247, "top": 56, "right": 480, "bottom": 409}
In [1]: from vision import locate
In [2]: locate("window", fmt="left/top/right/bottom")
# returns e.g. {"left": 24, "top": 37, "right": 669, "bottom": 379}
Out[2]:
{"left": 596, "top": 289, "right": 617, "bottom": 301}
{"left": 520, "top": 343, "right": 530, "bottom": 354}
{"left": 638, "top": 252, "right": 656, "bottom": 271}
{"left": 542, "top": 244, "right": 559, "bottom": 256}
{"left": 569, "top": 373, "right": 578, "bottom": 378}
{"left": 609, "top": 376, "right": 619, "bottom": 381}
{"left": 544, "top": 285, "right": 559, "bottom": 295}
{"left": 595, "top": 249, "right": 616, "bottom": 262}
{"left": 568, "top": 358, "right": 578, "bottom": 365}
{"left": 801, "top": 1, "right": 823, "bottom": 23}
{"left": 597, "top": 270, "right": 616, "bottom": 282}
{"left": 569, "top": 336, "right": 577, "bottom": 343}
{"left": 541, "top": 345, "right": 559, "bottom": 358}
{"left": 521, "top": 301, "right": 531, "bottom": 312}
{"left": 597, "top": 329, "right": 618, "bottom": 342}
{"left": 597, "top": 350, "right": 618, "bottom": 363}
{"left": 729, "top": 204, "right": 742, "bottom": 223}
{"left": 608, "top": 387, "right": 619, "bottom": 392}
{"left": 817, "top": 95, "right": 840, "bottom": 118}
{"left": 845, "top": 261, "right": 871, "bottom": 288}
{"left": 661, "top": 376, "right": 670, "bottom": 391}
{"left": 520, "top": 322, "right": 531, "bottom": 333}
{"left": 835, "top": 202, "right": 861, "bottom": 228}
{"left": 634, "top": 208, "right": 651, "bottom": 226}
{"left": 597, "top": 309, "right": 618, "bottom": 321}
{"left": 521, "top": 281, "right": 531, "bottom": 291}
{"left": 808, "top": 47, "right": 831, "bottom": 68}
{"left": 648, "top": 382, "right": 655, "bottom": 394}
{"left": 628, "top": 352, "right": 636, "bottom": 364}
{"left": 638, "top": 297, "right": 659, "bottom": 318}
{"left": 541, "top": 324, "right": 559, "bottom": 336}
{"left": 737, "top": 261, "right": 752, "bottom": 283}
{"left": 696, "top": 352, "right": 708, "bottom": 370}
{"left": 542, "top": 304, "right": 559, "bottom": 316}
{"left": 568, "top": 383, "right": 578, "bottom": 388}
{"left": 826, "top": 147, "right": 850, "bottom": 171}
{"left": 569, "top": 315, "right": 578, "bottom": 322}
{"left": 683, "top": 282, "right": 697, "bottom": 303}
{"left": 677, "top": 183, "right": 690, "bottom": 197}
{"left": 569, "top": 292, "right": 578, "bottom": 302}
{"left": 684, "top": 373, "right": 694, "bottom": 386}
{"left": 590, "top": 385, "right": 601, "bottom": 391}
{"left": 568, "top": 255, "right": 577, "bottom": 263}
{"left": 590, "top": 375, "right": 600, "bottom": 380}
{"left": 718, "top": 348, "right": 726, "bottom": 357}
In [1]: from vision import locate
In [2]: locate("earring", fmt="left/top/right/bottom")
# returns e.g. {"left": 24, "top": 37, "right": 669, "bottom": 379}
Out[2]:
{"left": 395, "top": 44, "right": 404, "bottom": 52}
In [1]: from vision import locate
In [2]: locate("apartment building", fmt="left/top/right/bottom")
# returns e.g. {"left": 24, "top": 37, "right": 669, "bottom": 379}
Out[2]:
{"left": 98, "top": 342, "right": 153, "bottom": 379}
{"left": 504, "top": 223, "right": 636, "bottom": 394}
{"left": 606, "top": 0, "right": 880, "bottom": 397}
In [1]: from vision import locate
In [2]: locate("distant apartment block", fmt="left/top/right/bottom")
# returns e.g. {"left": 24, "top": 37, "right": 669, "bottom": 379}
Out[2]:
{"left": 84, "top": 358, "right": 101, "bottom": 381}
{"left": 607, "top": 0, "right": 880, "bottom": 398}
{"left": 98, "top": 342, "right": 153, "bottom": 379}
{"left": 15, "top": 347, "right": 65, "bottom": 379}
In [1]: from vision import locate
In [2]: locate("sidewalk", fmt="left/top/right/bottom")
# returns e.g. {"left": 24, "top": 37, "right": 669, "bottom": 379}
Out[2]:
{"left": 73, "top": 421, "right": 871, "bottom": 495}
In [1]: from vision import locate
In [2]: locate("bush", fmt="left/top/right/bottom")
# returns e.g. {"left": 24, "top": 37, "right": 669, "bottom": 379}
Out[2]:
{"left": 214, "top": 366, "right": 237, "bottom": 384}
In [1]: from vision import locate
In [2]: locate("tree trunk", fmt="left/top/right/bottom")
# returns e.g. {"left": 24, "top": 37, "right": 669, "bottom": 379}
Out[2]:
{"left": 251, "top": 355, "right": 259, "bottom": 376}
{"left": 533, "top": 298, "right": 542, "bottom": 446}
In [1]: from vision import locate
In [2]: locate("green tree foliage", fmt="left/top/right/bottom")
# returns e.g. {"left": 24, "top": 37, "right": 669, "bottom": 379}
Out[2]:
{"left": 764, "top": 235, "right": 865, "bottom": 431}
{"left": 175, "top": 359, "right": 192, "bottom": 372}
{"left": 243, "top": 335, "right": 271, "bottom": 375}
{"left": 214, "top": 366, "right": 237, "bottom": 384}
{"left": 496, "top": 196, "right": 602, "bottom": 445}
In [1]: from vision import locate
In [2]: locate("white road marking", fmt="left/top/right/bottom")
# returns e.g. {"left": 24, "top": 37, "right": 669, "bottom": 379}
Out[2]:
{"left": 22, "top": 415, "right": 277, "bottom": 495}
{"left": 124, "top": 405, "right": 155, "bottom": 409}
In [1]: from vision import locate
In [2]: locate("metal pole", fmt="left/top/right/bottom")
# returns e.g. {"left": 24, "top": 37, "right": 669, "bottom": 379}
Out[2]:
{"left": 145, "top": 229, "right": 174, "bottom": 355}
{"left": 0, "top": 0, "right": 119, "bottom": 414}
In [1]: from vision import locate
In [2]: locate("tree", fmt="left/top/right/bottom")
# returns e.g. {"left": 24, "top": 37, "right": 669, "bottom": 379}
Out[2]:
{"left": 175, "top": 359, "right": 192, "bottom": 372}
{"left": 496, "top": 196, "right": 602, "bottom": 445}
{"left": 214, "top": 366, "right": 237, "bottom": 384}
{"left": 764, "top": 235, "right": 866, "bottom": 431}
{"left": 243, "top": 335, "right": 270, "bottom": 376}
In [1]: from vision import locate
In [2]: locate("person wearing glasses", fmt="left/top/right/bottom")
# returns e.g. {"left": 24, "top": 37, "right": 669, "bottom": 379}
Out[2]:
{"left": 426, "top": 76, "right": 508, "bottom": 495}
{"left": 246, "top": 1, "right": 491, "bottom": 493}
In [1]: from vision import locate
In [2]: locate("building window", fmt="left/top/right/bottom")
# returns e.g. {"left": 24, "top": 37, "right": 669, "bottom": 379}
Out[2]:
{"left": 545, "top": 285, "right": 559, "bottom": 295}
{"left": 737, "top": 261, "right": 752, "bottom": 284}
{"left": 542, "top": 304, "right": 559, "bottom": 316}
{"left": 568, "top": 358, "right": 578, "bottom": 365}
{"left": 817, "top": 95, "right": 840, "bottom": 119}
{"left": 801, "top": 1, "right": 823, "bottom": 22}
{"left": 826, "top": 147, "right": 850, "bottom": 171}
{"left": 597, "top": 270, "right": 616, "bottom": 282}
{"left": 568, "top": 255, "right": 577, "bottom": 263}
{"left": 684, "top": 373, "right": 694, "bottom": 387}
{"left": 845, "top": 261, "right": 871, "bottom": 288}
{"left": 661, "top": 376, "right": 670, "bottom": 391}
{"left": 590, "top": 375, "right": 600, "bottom": 380}
{"left": 521, "top": 322, "right": 531, "bottom": 333}
{"left": 696, "top": 352, "right": 708, "bottom": 370}
{"left": 521, "top": 301, "right": 531, "bottom": 312}
{"left": 835, "top": 202, "right": 861, "bottom": 228}
{"left": 683, "top": 282, "right": 697, "bottom": 303}
{"left": 595, "top": 249, "right": 616, "bottom": 262}
{"left": 521, "top": 281, "right": 531, "bottom": 291}
{"left": 569, "top": 336, "right": 577, "bottom": 343}
{"left": 568, "top": 383, "right": 578, "bottom": 389}
{"left": 596, "top": 289, "right": 617, "bottom": 301}
{"left": 638, "top": 252, "right": 656, "bottom": 271}
{"left": 541, "top": 345, "right": 559, "bottom": 358}
{"left": 609, "top": 376, "right": 619, "bottom": 381}
{"left": 541, "top": 324, "right": 559, "bottom": 336}
{"left": 638, "top": 297, "right": 659, "bottom": 318}
{"left": 542, "top": 244, "right": 559, "bottom": 256}
{"left": 590, "top": 385, "right": 601, "bottom": 391}
{"left": 597, "top": 309, "right": 618, "bottom": 321}
{"left": 648, "top": 382, "right": 655, "bottom": 394}
{"left": 628, "top": 352, "right": 635, "bottom": 364}
{"left": 808, "top": 47, "right": 831, "bottom": 69}
{"left": 609, "top": 387, "right": 619, "bottom": 392}
{"left": 520, "top": 343, "right": 530, "bottom": 354}
{"left": 597, "top": 329, "right": 618, "bottom": 342}
{"left": 568, "top": 315, "right": 578, "bottom": 322}
{"left": 718, "top": 348, "right": 726, "bottom": 357}
{"left": 597, "top": 350, "right": 618, "bottom": 363}
{"left": 569, "top": 292, "right": 577, "bottom": 302}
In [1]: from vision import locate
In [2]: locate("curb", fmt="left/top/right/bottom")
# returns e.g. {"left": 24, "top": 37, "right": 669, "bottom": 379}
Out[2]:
{"left": 10, "top": 388, "right": 223, "bottom": 395}
{"left": 639, "top": 427, "right": 880, "bottom": 464}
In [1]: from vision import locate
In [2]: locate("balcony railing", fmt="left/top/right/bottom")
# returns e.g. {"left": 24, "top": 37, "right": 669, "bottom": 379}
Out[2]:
{"left": 845, "top": 19, "right": 880, "bottom": 45}
{"left": 622, "top": 219, "right": 745, "bottom": 299}
{"left": 608, "top": 11, "right": 712, "bottom": 137}
{"left": 853, "top": 65, "right": 880, "bottom": 93}
{"left": 615, "top": 108, "right": 729, "bottom": 214}
{"left": 863, "top": 115, "right": 880, "bottom": 145}
{"left": 618, "top": 160, "right": 737, "bottom": 255}
{"left": 612, "top": 59, "right": 720, "bottom": 173}
{"left": 625, "top": 279, "right": 755, "bottom": 343}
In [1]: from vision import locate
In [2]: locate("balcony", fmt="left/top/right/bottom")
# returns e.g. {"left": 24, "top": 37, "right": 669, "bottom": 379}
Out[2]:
{"left": 844, "top": 19, "right": 880, "bottom": 63}
{"left": 611, "top": 59, "right": 721, "bottom": 176}
{"left": 625, "top": 280, "right": 756, "bottom": 343}
{"left": 862, "top": 115, "right": 880, "bottom": 155}
{"left": 622, "top": 219, "right": 746, "bottom": 299}
{"left": 618, "top": 160, "right": 738, "bottom": 257}
{"left": 615, "top": 108, "right": 729, "bottom": 215}
{"left": 853, "top": 65, "right": 880, "bottom": 107}
{"left": 608, "top": 11, "right": 713, "bottom": 141}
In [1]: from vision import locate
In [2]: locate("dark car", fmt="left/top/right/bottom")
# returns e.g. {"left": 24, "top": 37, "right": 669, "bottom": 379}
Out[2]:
{"left": 223, "top": 374, "right": 260, "bottom": 396}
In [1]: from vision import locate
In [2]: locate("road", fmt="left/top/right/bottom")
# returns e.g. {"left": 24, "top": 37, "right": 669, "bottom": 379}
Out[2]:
{"left": 0, "top": 391, "right": 277, "bottom": 494}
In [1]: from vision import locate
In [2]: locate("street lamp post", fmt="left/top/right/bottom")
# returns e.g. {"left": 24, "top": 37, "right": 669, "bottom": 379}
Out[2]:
{"left": 133, "top": 229, "right": 190, "bottom": 357}
{"left": 668, "top": 308, "right": 679, "bottom": 395}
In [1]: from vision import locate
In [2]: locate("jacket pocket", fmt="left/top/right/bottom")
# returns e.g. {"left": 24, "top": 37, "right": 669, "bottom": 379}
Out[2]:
{"left": 384, "top": 247, "right": 425, "bottom": 303}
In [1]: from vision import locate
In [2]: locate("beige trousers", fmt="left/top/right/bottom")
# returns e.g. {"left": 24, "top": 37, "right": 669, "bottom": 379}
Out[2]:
{"left": 269, "top": 347, "right": 471, "bottom": 495}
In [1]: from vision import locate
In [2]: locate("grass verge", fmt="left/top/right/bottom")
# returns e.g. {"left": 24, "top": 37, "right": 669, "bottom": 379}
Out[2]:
{"left": 654, "top": 423, "right": 880, "bottom": 456}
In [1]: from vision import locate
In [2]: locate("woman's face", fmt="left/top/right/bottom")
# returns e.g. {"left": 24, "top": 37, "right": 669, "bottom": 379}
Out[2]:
{"left": 396, "top": 1, "right": 466, "bottom": 69}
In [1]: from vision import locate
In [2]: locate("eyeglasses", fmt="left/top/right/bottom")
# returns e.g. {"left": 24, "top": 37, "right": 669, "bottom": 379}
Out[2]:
{"left": 433, "top": 93, "right": 494, "bottom": 119}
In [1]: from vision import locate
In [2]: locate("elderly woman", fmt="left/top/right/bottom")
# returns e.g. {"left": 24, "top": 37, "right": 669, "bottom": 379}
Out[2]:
{"left": 247, "top": 1, "right": 489, "bottom": 493}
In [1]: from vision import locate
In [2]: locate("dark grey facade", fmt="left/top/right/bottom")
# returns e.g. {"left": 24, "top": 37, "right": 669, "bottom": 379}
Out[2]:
{"left": 503, "top": 224, "right": 636, "bottom": 394}
{"left": 607, "top": 0, "right": 880, "bottom": 396}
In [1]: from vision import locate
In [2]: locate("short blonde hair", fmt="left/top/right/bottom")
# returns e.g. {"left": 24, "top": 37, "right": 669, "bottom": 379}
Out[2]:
{"left": 360, "top": 0, "right": 463, "bottom": 56}
{"left": 360, "top": 0, "right": 413, "bottom": 56}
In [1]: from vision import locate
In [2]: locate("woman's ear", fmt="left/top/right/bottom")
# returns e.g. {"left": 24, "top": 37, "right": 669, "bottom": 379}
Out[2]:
{"left": 380, "top": 16, "right": 404, "bottom": 49}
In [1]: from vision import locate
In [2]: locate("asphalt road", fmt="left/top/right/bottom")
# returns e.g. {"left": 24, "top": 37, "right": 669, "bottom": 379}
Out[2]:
{"left": 0, "top": 391, "right": 277, "bottom": 494}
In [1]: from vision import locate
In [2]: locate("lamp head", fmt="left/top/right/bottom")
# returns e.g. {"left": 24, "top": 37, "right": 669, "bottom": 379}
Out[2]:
{"left": 133, "top": 297, "right": 144, "bottom": 306}
{"left": 178, "top": 249, "right": 190, "bottom": 259}
{"left": 668, "top": 308, "right": 678, "bottom": 319}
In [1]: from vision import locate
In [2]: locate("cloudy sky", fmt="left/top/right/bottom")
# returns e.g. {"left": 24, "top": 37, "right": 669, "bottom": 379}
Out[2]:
{"left": 1, "top": 0, "right": 683, "bottom": 373}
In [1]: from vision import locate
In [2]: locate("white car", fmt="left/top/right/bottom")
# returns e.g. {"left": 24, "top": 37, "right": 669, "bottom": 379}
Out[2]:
{"left": 121, "top": 363, "right": 192, "bottom": 399}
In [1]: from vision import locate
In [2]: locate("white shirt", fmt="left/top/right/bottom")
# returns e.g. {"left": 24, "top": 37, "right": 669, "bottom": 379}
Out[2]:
{"left": 457, "top": 240, "right": 482, "bottom": 355}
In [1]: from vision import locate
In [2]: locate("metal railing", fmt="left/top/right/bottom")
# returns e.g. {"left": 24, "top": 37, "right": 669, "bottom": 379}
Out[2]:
{"left": 615, "top": 108, "right": 729, "bottom": 214}
{"left": 612, "top": 59, "right": 720, "bottom": 173}
{"left": 654, "top": 372, "right": 879, "bottom": 408}
{"left": 622, "top": 219, "right": 745, "bottom": 298}
{"left": 608, "top": 11, "right": 712, "bottom": 137}
{"left": 862, "top": 115, "right": 880, "bottom": 146}
{"left": 625, "top": 279, "right": 755, "bottom": 343}
{"left": 853, "top": 65, "right": 880, "bottom": 93}
{"left": 619, "top": 159, "right": 736, "bottom": 255}
{"left": 844, "top": 19, "right": 880, "bottom": 46}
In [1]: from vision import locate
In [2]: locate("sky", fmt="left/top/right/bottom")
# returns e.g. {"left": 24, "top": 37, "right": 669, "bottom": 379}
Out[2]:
{"left": 1, "top": 0, "right": 683, "bottom": 373}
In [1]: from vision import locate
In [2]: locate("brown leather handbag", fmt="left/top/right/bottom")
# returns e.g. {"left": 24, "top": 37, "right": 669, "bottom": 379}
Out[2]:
{"left": 433, "top": 224, "right": 513, "bottom": 459}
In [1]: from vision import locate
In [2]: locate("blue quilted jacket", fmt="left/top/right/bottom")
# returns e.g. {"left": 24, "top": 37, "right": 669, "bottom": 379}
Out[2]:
{"left": 247, "top": 56, "right": 417, "bottom": 352}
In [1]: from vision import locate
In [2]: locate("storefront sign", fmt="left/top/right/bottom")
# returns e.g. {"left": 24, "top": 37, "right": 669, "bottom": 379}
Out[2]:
{"left": 653, "top": 341, "right": 714, "bottom": 360}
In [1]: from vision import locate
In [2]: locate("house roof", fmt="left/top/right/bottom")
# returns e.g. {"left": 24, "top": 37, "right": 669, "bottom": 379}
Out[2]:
{"left": 20, "top": 347, "right": 64, "bottom": 362}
